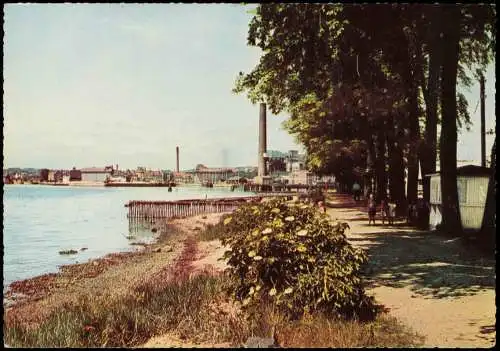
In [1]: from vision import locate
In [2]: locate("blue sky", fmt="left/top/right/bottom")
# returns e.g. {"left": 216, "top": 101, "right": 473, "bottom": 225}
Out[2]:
{"left": 3, "top": 4, "right": 496, "bottom": 170}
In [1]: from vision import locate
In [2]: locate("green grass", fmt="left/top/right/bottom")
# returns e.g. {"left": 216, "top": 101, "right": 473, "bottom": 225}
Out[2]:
{"left": 4, "top": 272, "right": 424, "bottom": 348}
{"left": 196, "top": 220, "right": 229, "bottom": 242}
{"left": 4, "top": 274, "right": 247, "bottom": 348}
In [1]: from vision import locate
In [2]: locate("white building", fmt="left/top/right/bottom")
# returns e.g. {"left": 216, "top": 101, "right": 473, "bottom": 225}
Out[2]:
{"left": 81, "top": 167, "right": 112, "bottom": 182}
{"left": 426, "top": 165, "right": 490, "bottom": 231}
{"left": 285, "top": 170, "right": 316, "bottom": 185}
{"left": 285, "top": 150, "right": 306, "bottom": 172}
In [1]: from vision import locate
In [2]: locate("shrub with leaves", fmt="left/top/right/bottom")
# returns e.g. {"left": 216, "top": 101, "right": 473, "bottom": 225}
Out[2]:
{"left": 220, "top": 198, "right": 377, "bottom": 320}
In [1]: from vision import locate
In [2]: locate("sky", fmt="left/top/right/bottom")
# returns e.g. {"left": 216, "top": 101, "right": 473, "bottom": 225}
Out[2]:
{"left": 3, "top": 4, "right": 496, "bottom": 171}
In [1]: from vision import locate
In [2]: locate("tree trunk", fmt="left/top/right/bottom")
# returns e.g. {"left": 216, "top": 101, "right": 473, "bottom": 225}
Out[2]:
{"left": 406, "top": 75, "right": 420, "bottom": 205}
{"left": 420, "top": 6, "right": 442, "bottom": 205}
{"left": 439, "top": 5, "right": 462, "bottom": 234}
{"left": 480, "top": 137, "right": 496, "bottom": 247}
{"left": 376, "top": 125, "right": 387, "bottom": 202}
{"left": 387, "top": 115, "right": 406, "bottom": 215}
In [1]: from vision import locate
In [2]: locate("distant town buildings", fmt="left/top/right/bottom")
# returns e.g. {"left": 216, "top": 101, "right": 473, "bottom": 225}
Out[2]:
{"left": 80, "top": 167, "right": 113, "bottom": 182}
{"left": 3, "top": 148, "right": 330, "bottom": 187}
{"left": 172, "top": 171, "right": 194, "bottom": 184}
{"left": 69, "top": 168, "right": 82, "bottom": 181}
{"left": 193, "top": 164, "right": 236, "bottom": 184}
{"left": 263, "top": 150, "right": 320, "bottom": 185}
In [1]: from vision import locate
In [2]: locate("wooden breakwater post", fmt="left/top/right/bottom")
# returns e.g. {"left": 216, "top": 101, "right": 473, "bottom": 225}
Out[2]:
{"left": 124, "top": 195, "right": 294, "bottom": 219}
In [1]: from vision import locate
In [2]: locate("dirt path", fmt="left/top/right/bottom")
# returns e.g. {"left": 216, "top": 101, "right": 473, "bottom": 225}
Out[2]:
{"left": 326, "top": 194, "right": 496, "bottom": 348}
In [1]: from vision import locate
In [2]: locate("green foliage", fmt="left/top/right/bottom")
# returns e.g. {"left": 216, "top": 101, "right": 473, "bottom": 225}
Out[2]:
{"left": 220, "top": 199, "right": 377, "bottom": 320}
{"left": 234, "top": 3, "right": 495, "bottom": 200}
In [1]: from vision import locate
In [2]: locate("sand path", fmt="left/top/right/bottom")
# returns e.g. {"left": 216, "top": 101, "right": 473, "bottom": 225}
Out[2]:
{"left": 326, "top": 194, "right": 496, "bottom": 348}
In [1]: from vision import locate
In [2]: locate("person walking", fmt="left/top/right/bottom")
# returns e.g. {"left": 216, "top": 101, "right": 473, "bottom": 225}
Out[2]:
{"left": 352, "top": 181, "right": 361, "bottom": 202}
{"left": 368, "top": 193, "right": 377, "bottom": 225}
{"left": 387, "top": 196, "right": 397, "bottom": 226}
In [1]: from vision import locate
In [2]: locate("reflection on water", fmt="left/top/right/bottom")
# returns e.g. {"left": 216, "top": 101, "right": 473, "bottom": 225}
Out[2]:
{"left": 3, "top": 184, "right": 248, "bottom": 288}
{"left": 126, "top": 217, "right": 164, "bottom": 245}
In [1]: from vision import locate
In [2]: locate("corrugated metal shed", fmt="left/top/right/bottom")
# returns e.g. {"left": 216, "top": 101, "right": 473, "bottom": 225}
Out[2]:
{"left": 425, "top": 165, "right": 490, "bottom": 231}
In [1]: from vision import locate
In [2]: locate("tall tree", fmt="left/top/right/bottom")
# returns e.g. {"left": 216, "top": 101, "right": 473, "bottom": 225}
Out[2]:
{"left": 419, "top": 5, "right": 442, "bottom": 205}
{"left": 234, "top": 4, "right": 495, "bottom": 222}
{"left": 439, "top": 5, "right": 462, "bottom": 233}
{"left": 480, "top": 137, "right": 496, "bottom": 248}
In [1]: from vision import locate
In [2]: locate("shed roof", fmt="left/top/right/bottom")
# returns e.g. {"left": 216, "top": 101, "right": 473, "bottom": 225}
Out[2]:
{"left": 424, "top": 165, "right": 490, "bottom": 178}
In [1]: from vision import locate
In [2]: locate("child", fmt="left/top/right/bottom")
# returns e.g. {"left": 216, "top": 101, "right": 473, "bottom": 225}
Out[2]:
{"left": 380, "top": 198, "right": 389, "bottom": 225}
{"left": 368, "top": 194, "right": 377, "bottom": 225}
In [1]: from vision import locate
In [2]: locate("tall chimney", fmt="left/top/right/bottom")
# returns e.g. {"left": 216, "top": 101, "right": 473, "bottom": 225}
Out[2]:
{"left": 176, "top": 146, "right": 180, "bottom": 172}
{"left": 258, "top": 103, "right": 267, "bottom": 177}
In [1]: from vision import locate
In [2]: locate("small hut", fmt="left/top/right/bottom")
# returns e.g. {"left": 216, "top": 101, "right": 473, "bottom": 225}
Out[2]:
{"left": 425, "top": 165, "right": 490, "bottom": 231}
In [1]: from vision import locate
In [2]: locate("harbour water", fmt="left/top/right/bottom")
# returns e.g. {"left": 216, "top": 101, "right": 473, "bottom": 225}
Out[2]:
{"left": 3, "top": 184, "right": 250, "bottom": 290}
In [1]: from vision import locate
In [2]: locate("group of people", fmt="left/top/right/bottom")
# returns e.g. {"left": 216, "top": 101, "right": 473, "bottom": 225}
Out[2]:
{"left": 352, "top": 181, "right": 397, "bottom": 225}
{"left": 367, "top": 193, "right": 397, "bottom": 225}
{"left": 351, "top": 181, "right": 431, "bottom": 227}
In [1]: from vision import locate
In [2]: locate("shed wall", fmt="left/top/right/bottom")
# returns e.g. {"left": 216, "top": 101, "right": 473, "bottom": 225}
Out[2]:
{"left": 428, "top": 174, "right": 489, "bottom": 231}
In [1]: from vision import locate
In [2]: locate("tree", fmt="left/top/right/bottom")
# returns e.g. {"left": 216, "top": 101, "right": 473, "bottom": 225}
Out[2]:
{"left": 480, "top": 137, "right": 496, "bottom": 249}
{"left": 234, "top": 4, "right": 495, "bottom": 222}
{"left": 438, "top": 5, "right": 463, "bottom": 233}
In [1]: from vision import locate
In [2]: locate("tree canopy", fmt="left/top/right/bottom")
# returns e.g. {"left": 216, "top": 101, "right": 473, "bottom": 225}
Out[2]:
{"left": 234, "top": 3, "right": 495, "bottom": 227}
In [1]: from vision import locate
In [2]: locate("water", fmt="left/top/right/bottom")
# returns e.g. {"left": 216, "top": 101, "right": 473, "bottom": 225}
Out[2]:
{"left": 3, "top": 184, "right": 250, "bottom": 290}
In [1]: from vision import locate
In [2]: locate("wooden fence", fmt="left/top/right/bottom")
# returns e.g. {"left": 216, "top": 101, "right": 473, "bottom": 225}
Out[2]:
{"left": 125, "top": 194, "right": 294, "bottom": 219}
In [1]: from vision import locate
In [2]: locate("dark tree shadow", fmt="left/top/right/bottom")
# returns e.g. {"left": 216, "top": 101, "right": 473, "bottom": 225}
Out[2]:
{"left": 349, "top": 229, "right": 496, "bottom": 299}
{"left": 480, "top": 325, "right": 495, "bottom": 334}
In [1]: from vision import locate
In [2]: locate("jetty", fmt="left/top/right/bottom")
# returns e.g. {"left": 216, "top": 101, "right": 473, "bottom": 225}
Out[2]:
{"left": 125, "top": 194, "right": 293, "bottom": 219}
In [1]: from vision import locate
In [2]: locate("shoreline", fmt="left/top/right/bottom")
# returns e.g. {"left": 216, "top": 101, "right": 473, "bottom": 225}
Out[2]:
{"left": 3, "top": 213, "right": 227, "bottom": 318}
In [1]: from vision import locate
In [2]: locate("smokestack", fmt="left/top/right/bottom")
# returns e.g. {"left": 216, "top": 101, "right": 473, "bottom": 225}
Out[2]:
{"left": 176, "top": 146, "right": 180, "bottom": 172}
{"left": 258, "top": 103, "right": 267, "bottom": 177}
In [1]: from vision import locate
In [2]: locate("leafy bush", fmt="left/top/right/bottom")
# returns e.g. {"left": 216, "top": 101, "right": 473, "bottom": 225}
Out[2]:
{"left": 220, "top": 198, "right": 377, "bottom": 320}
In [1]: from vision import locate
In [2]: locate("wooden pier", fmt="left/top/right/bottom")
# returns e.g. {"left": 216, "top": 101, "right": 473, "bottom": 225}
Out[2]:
{"left": 125, "top": 194, "right": 293, "bottom": 219}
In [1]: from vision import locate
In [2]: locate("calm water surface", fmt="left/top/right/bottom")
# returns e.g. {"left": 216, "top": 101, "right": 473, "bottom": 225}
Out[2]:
{"left": 3, "top": 184, "right": 250, "bottom": 290}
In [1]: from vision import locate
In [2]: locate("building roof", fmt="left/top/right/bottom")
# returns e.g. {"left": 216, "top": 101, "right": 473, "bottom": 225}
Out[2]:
{"left": 172, "top": 171, "right": 192, "bottom": 177}
{"left": 267, "top": 150, "right": 287, "bottom": 159}
{"left": 195, "top": 164, "right": 235, "bottom": 173}
{"left": 425, "top": 165, "right": 491, "bottom": 178}
{"left": 80, "top": 167, "right": 111, "bottom": 173}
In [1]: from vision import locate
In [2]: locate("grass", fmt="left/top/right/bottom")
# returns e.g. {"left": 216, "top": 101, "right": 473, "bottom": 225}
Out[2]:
{"left": 4, "top": 272, "right": 424, "bottom": 348}
{"left": 196, "top": 219, "right": 228, "bottom": 242}
{"left": 4, "top": 217, "right": 425, "bottom": 348}
{"left": 273, "top": 311, "right": 424, "bottom": 347}
{"left": 4, "top": 273, "right": 248, "bottom": 348}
